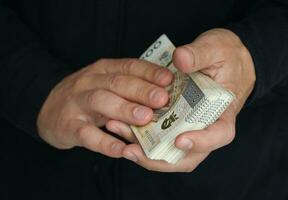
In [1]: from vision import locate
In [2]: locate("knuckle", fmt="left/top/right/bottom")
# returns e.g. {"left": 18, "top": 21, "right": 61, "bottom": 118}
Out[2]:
{"left": 105, "top": 120, "right": 114, "bottom": 130}
{"left": 87, "top": 89, "right": 105, "bottom": 108}
{"left": 76, "top": 124, "right": 104, "bottom": 152}
{"left": 200, "top": 30, "right": 222, "bottom": 43}
{"left": 117, "top": 101, "right": 131, "bottom": 116}
{"left": 107, "top": 74, "right": 125, "bottom": 91}
{"left": 91, "top": 58, "right": 111, "bottom": 72}
{"left": 96, "top": 58, "right": 110, "bottom": 67}
{"left": 94, "top": 135, "right": 105, "bottom": 152}
{"left": 87, "top": 91, "right": 97, "bottom": 108}
{"left": 122, "top": 59, "right": 138, "bottom": 74}
{"left": 76, "top": 125, "right": 91, "bottom": 144}
{"left": 73, "top": 76, "right": 89, "bottom": 90}
{"left": 135, "top": 84, "right": 153, "bottom": 103}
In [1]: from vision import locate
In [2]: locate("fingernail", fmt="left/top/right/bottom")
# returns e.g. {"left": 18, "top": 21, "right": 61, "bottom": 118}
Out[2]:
{"left": 133, "top": 106, "right": 149, "bottom": 120}
{"left": 150, "top": 89, "right": 165, "bottom": 102}
{"left": 124, "top": 152, "right": 138, "bottom": 162}
{"left": 111, "top": 143, "right": 124, "bottom": 154}
{"left": 178, "top": 138, "right": 193, "bottom": 151}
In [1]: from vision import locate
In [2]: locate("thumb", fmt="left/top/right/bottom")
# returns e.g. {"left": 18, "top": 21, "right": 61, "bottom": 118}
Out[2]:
{"left": 173, "top": 41, "right": 223, "bottom": 73}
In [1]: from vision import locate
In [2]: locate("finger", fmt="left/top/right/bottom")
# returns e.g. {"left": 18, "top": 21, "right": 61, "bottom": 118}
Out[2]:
{"left": 106, "top": 119, "right": 137, "bottom": 143}
{"left": 123, "top": 144, "right": 208, "bottom": 172}
{"left": 176, "top": 151, "right": 209, "bottom": 173}
{"left": 71, "top": 119, "right": 126, "bottom": 158}
{"left": 123, "top": 144, "right": 178, "bottom": 172}
{"left": 92, "top": 73, "right": 169, "bottom": 108}
{"left": 175, "top": 111, "right": 236, "bottom": 153}
{"left": 173, "top": 38, "right": 224, "bottom": 73}
{"left": 80, "top": 89, "right": 153, "bottom": 126}
{"left": 95, "top": 58, "right": 173, "bottom": 87}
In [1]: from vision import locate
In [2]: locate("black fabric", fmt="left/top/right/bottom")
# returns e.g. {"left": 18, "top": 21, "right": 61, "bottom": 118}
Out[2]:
{"left": 0, "top": 0, "right": 287, "bottom": 199}
{"left": 226, "top": 0, "right": 288, "bottom": 104}
{"left": 119, "top": 102, "right": 288, "bottom": 200}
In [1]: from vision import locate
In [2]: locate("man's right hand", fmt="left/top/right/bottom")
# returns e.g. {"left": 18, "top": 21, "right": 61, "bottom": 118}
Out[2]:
{"left": 37, "top": 58, "right": 173, "bottom": 158}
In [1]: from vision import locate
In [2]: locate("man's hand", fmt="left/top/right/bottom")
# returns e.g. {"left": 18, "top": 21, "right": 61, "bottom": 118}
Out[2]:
{"left": 121, "top": 28, "right": 256, "bottom": 172}
{"left": 37, "top": 59, "right": 173, "bottom": 158}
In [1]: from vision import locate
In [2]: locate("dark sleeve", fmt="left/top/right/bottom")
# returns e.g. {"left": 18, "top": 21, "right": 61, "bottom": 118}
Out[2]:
{"left": 224, "top": 0, "right": 288, "bottom": 105}
{"left": 0, "top": 3, "right": 73, "bottom": 139}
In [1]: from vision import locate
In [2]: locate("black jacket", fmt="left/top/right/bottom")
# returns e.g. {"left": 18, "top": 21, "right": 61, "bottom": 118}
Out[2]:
{"left": 0, "top": 0, "right": 288, "bottom": 200}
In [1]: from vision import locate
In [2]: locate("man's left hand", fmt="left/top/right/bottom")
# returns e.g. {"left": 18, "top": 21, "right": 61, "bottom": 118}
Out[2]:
{"left": 110, "top": 29, "right": 256, "bottom": 172}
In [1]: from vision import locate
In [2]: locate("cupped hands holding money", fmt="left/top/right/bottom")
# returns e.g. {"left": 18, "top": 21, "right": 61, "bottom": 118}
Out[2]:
{"left": 37, "top": 58, "right": 173, "bottom": 158}
{"left": 38, "top": 28, "right": 255, "bottom": 173}
{"left": 121, "top": 28, "right": 256, "bottom": 172}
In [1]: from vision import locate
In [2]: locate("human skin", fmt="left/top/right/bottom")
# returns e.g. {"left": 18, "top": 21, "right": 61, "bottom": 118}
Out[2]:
{"left": 37, "top": 59, "right": 173, "bottom": 158}
{"left": 37, "top": 28, "right": 255, "bottom": 172}
{"left": 120, "top": 28, "right": 256, "bottom": 172}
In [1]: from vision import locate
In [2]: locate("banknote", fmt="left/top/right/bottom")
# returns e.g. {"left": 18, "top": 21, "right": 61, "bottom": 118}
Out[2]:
{"left": 131, "top": 35, "right": 235, "bottom": 164}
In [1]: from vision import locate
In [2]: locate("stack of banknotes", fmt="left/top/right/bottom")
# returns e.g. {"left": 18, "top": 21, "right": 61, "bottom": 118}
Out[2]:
{"left": 130, "top": 35, "right": 235, "bottom": 164}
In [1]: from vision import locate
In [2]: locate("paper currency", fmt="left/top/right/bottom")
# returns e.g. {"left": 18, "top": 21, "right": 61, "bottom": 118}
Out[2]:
{"left": 131, "top": 35, "right": 235, "bottom": 164}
